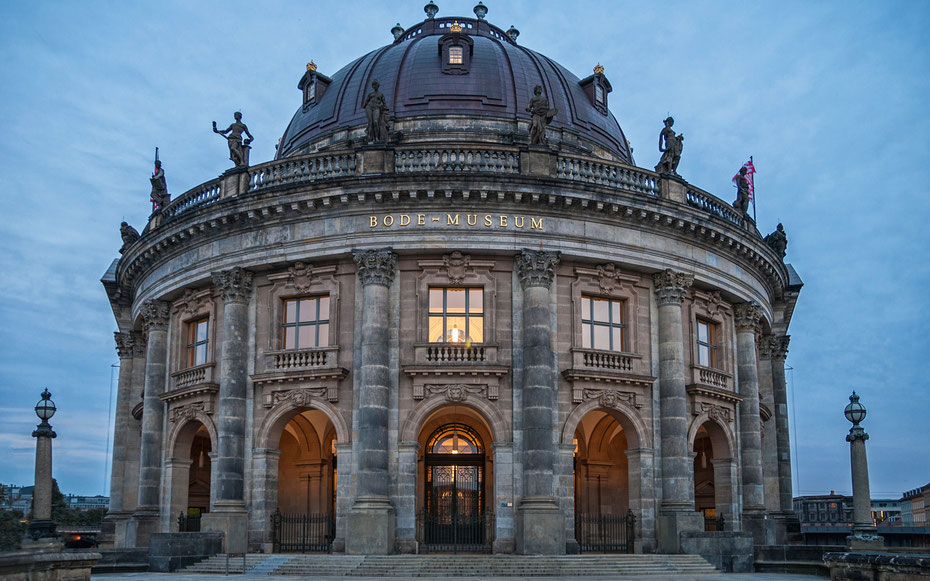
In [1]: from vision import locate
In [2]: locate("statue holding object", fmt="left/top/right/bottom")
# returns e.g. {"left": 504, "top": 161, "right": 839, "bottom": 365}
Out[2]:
{"left": 732, "top": 166, "right": 751, "bottom": 215}
{"left": 526, "top": 85, "right": 557, "bottom": 146}
{"left": 764, "top": 223, "right": 788, "bottom": 258}
{"left": 150, "top": 154, "right": 170, "bottom": 210}
{"left": 655, "top": 116, "right": 684, "bottom": 176}
{"left": 213, "top": 112, "right": 253, "bottom": 167}
{"left": 362, "top": 80, "right": 390, "bottom": 144}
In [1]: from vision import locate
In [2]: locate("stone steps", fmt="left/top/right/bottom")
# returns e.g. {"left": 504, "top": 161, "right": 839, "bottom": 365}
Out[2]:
{"left": 182, "top": 553, "right": 718, "bottom": 577}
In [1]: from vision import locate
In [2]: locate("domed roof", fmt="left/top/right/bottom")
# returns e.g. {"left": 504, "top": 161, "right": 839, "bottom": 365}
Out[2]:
{"left": 278, "top": 16, "right": 633, "bottom": 164}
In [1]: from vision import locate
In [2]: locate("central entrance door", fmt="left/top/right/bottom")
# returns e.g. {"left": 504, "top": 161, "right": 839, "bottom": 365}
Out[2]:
{"left": 421, "top": 423, "right": 490, "bottom": 552}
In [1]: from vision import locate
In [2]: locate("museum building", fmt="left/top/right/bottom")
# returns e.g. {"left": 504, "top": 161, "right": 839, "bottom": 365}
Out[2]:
{"left": 101, "top": 5, "right": 802, "bottom": 556}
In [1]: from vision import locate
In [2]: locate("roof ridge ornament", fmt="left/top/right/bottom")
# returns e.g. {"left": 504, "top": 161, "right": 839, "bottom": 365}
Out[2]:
{"left": 473, "top": 2, "right": 487, "bottom": 20}
{"left": 391, "top": 23, "right": 404, "bottom": 41}
{"left": 594, "top": 63, "right": 605, "bottom": 75}
{"left": 506, "top": 24, "right": 519, "bottom": 42}
{"left": 449, "top": 20, "right": 463, "bottom": 33}
{"left": 424, "top": 1, "right": 439, "bottom": 19}
{"left": 306, "top": 60, "right": 317, "bottom": 72}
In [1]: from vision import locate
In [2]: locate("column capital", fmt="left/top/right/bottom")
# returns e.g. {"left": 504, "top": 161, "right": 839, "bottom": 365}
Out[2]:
{"left": 212, "top": 267, "right": 254, "bottom": 303}
{"left": 516, "top": 249, "right": 560, "bottom": 289}
{"left": 733, "top": 301, "right": 763, "bottom": 332}
{"left": 846, "top": 426, "right": 869, "bottom": 442}
{"left": 140, "top": 299, "right": 170, "bottom": 333}
{"left": 758, "top": 335, "right": 777, "bottom": 360}
{"left": 132, "top": 330, "right": 147, "bottom": 357}
{"left": 352, "top": 247, "right": 397, "bottom": 287}
{"left": 772, "top": 335, "right": 790, "bottom": 360}
{"left": 653, "top": 268, "right": 693, "bottom": 305}
{"left": 114, "top": 332, "right": 135, "bottom": 359}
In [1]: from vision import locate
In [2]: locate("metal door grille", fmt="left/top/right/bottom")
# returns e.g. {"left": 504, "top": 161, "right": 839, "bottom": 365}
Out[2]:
{"left": 575, "top": 509, "right": 635, "bottom": 553}
{"left": 271, "top": 509, "right": 333, "bottom": 553}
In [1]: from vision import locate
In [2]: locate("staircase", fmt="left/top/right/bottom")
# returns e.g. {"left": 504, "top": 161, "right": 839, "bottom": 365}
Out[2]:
{"left": 182, "top": 553, "right": 718, "bottom": 577}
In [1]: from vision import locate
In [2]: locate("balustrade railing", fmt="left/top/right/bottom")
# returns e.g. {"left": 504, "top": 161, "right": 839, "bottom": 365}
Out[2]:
{"left": 580, "top": 349, "right": 634, "bottom": 371}
{"left": 170, "top": 363, "right": 214, "bottom": 390}
{"left": 161, "top": 180, "right": 222, "bottom": 221}
{"left": 557, "top": 156, "right": 659, "bottom": 196}
{"left": 271, "top": 348, "right": 330, "bottom": 370}
{"left": 250, "top": 153, "right": 355, "bottom": 192}
{"left": 425, "top": 344, "right": 487, "bottom": 363}
{"left": 686, "top": 188, "right": 744, "bottom": 226}
{"left": 693, "top": 365, "right": 731, "bottom": 390}
{"left": 395, "top": 149, "right": 520, "bottom": 173}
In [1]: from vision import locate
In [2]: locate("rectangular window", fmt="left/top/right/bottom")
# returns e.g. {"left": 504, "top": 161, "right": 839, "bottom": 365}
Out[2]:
{"left": 580, "top": 295, "right": 626, "bottom": 351}
{"left": 595, "top": 84, "right": 605, "bottom": 103}
{"left": 283, "top": 295, "right": 330, "bottom": 349}
{"left": 428, "top": 287, "right": 483, "bottom": 343}
{"left": 186, "top": 318, "right": 209, "bottom": 367}
{"left": 448, "top": 45, "right": 463, "bottom": 65}
{"left": 696, "top": 319, "right": 719, "bottom": 368}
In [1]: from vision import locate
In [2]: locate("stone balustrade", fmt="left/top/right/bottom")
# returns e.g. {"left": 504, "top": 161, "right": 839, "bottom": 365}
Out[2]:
{"left": 160, "top": 179, "right": 222, "bottom": 221}
{"left": 249, "top": 152, "right": 356, "bottom": 192}
{"left": 686, "top": 188, "right": 745, "bottom": 226}
{"left": 557, "top": 155, "right": 659, "bottom": 196}
{"left": 577, "top": 348, "right": 635, "bottom": 371}
{"left": 423, "top": 344, "right": 488, "bottom": 363}
{"left": 268, "top": 347, "right": 337, "bottom": 370}
{"left": 691, "top": 365, "right": 732, "bottom": 390}
{"left": 395, "top": 148, "right": 520, "bottom": 174}
{"left": 170, "top": 363, "right": 215, "bottom": 390}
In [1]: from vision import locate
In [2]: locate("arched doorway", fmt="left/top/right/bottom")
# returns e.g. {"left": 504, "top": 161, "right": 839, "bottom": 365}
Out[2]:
{"left": 417, "top": 408, "right": 494, "bottom": 552}
{"left": 186, "top": 426, "right": 212, "bottom": 526}
{"left": 573, "top": 410, "right": 634, "bottom": 553}
{"left": 691, "top": 419, "right": 736, "bottom": 530}
{"left": 166, "top": 419, "right": 215, "bottom": 532}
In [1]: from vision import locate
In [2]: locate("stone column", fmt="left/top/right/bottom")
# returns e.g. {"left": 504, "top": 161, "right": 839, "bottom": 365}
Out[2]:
{"left": 626, "top": 448, "right": 657, "bottom": 553}
{"left": 346, "top": 248, "right": 396, "bottom": 554}
{"left": 711, "top": 457, "right": 739, "bottom": 528}
{"left": 100, "top": 332, "right": 135, "bottom": 547}
{"left": 493, "top": 442, "right": 516, "bottom": 554}
{"left": 202, "top": 267, "right": 253, "bottom": 553}
{"left": 653, "top": 269, "right": 702, "bottom": 553}
{"left": 164, "top": 457, "right": 192, "bottom": 532}
{"left": 25, "top": 390, "right": 57, "bottom": 545}
{"left": 770, "top": 336, "right": 792, "bottom": 513}
{"left": 846, "top": 392, "right": 883, "bottom": 550}
{"left": 129, "top": 299, "right": 170, "bottom": 548}
{"left": 123, "top": 332, "right": 146, "bottom": 515}
{"left": 515, "top": 249, "right": 564, "bottom": 555}
{"left": 757, "top": 335, "right": 779, "bottom": 512}
{"left": 250, "top": 448, "right": 280, "bottom": 553}
{"left": 394, "top": 442, "right": 419, "bottom": 553}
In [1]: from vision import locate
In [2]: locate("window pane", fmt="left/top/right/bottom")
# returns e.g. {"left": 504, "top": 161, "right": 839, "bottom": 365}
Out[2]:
{"left": 284, "top": 327, "right": 296, "bottom": 349}
{"left": 318, "top": 296, "right": 330, "bottom": 321}
{"left": 581, "top": 296, "right": 590, "bottom": 319}
{"left": 449, "top": 46, "right": 463, "bottom": 64}
{"left": 593, "top": 325, "right": 609, "bottom": 350}
{"left": 447, "top": 288, "right": 466, "bottom": 313}
{"left": 593, "top": 298, "right": 609, "bottom": 322}
{"left": 581, "top": 323, "right": 592, "bottom": 348}
{"left": 697, "top": 321, "right": 708, "bottom": 343}
{"left": 469, "top": 288, "right": 483, "bottom": 313}
{"left": 611, "top": 301, "right": 623, "bottom": 324}
{"left": 468, "top": 317, "right": 483, "bottom": 343}
{"left": 317, "top": 323, "right": 329, "bottom": 347}
{"left": 196, "top": 320, "right": 208, "bottom": 342}
{"left": 612, "top": 327, "right": 623, "bottom": 352}
{"left": 698, "top": 344, "right": 710, "bottom": 367}
{"left": 298, "top": 325, "right": 315, "bottom": 348}
{"left": 429, "top": 289, "right": 444, "bottom": 312}
{"left": 285, "top": 300, "right": 297, "bottom": 323}
{"left": 446, "top": 316, "right": 466, "bottom": 342}
{"left": 299, "top": 298, "right": 317, "bottom": 322}
{"left": 429, "top": 316, "right": 444, "bottom": 342}
{"left": 195, "top": 344, "right": 208, "bottom": 366}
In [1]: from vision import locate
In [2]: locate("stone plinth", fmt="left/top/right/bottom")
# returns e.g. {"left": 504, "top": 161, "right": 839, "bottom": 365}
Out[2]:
{"left": 0, "top": 549, "right": 100, "bottom": 581}
{"left": 345, "top": 496, "right": 395, "bottom": 555}
{"left": 201, "top": 503, "right": 249, "bottom": 554}
{"left": 516, "top": 496, "right": 565, "bottom": 555}
{"left": 657, "top": 509, "right": 704, "bottom": 554}
{"left": 741, "top": 512, "right": 776, "bottom": 546}
{"left": 149, "top": 532, "right": 223, "bottom": 572}
{"left": 358, "top": 147, "right": 395, "bottom": 175}
{"left": 680, "top": 531, "right": 754, "bottom": 573}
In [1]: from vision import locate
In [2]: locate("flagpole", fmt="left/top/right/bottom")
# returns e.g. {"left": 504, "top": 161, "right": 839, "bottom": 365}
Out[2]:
{"left": 751, "top": 155, "right": 756, "bottom": 223}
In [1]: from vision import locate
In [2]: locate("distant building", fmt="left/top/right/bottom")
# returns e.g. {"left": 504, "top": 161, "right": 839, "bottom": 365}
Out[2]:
{"left": 794, "top": 492, "right": 853, "bottom": 526}
{"left": 871, "top": 499, "right": 901, "bottom": 525}
{"left": 1, "top": 484, "right": 33, "bottom": 512}
{"left": 901, "top": 483, "right": 930, "bottom": 527}
{"left": 65, "top": 494, "right": 110, "bottom": 511}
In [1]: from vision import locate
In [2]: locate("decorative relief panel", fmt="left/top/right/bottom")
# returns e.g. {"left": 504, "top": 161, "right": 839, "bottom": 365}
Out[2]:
{"left": 170, "top": 401, "right": 213, "bottom": 423}
{"left": 581, "top": 387, "right": 642, "bottom": 410}
{"left": 422, "top": 383, "right": 489, "bottom": 402}
{"left": 263, "top": 386, "right": 337, "bottom": 407}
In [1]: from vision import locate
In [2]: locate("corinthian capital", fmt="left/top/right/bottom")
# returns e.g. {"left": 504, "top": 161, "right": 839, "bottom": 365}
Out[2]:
{"left": 758, "top": 335, "right": 778, "bottom": 360}
{"left": 772, "top": 335, "right": 790, "bottom": 360}
{"left": 653, "top": 269, "right": 693, "bottom": 306}
{"left": 132, "top": 331, "right": 147, "bottom": 357}
{"left": 353, "top": 248, "right": 397, "bottom": 287}
{"left": 212, "top": 267, "right": 254, "bottom": 303}
{"left": 114, "top": 332, "right": 135, "bottom": 359}
{"left": 140, "top": 300, "right": 170, "bottom": 333}
{"left": 516, "top": 249, "right": 560, "bottom": 289}
{"left": 734, "top": 302, "right": 763, "bottom": 333}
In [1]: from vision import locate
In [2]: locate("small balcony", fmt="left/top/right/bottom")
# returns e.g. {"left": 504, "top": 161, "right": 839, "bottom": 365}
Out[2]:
{"left": 252, "top": 346, "right": 347, "bottom": 394}
{"left": 170, "top": 362, "right": 216, "bottom": 390}
{"left": 412, "top": 343, "right": 498, "bottom": 364}
{"left": 267, "top": 347, "right": 337, "bottom": 370}
{"left": 689, "top": 365, "right": 732, "bottom": 390}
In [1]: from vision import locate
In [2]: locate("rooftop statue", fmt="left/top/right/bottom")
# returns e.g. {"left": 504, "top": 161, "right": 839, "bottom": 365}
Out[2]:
{"left": 764, "top": 223, "right": 788, "bottom": 259}
{"left": 363, "top": 81, "right": 390, "bottom": 144}
{"left": 526, "top": 85, "right": 556, "bottom": 146}
{"left": 213, "top": 112, "right": 254, "bottom": 167}
{"left": 655, "top": 116, "right": 683, "bottom": 176}
{"left": 150, "top": 159, "right": 170, "bottom": 210}
{"left": 119, "top": 221, "right": 140, "bottom": 253}
{"left": 733, "top": 166, "right": 751, "bottom": 215}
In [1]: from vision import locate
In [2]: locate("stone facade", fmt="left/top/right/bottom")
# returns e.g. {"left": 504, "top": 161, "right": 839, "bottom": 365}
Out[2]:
{"left": 101, "top": 11, "right": 801, "bottom": 556}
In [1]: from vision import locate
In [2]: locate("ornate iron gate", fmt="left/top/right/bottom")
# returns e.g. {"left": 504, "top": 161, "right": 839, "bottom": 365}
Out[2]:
{"left": 575, "top": 509, "right": 635, "bottom": 553}
{"left": 419, "top": 463, "right": 492, "bottom": 552}
{"left": 271, "top": 509, "right": 333, "bottom": 553}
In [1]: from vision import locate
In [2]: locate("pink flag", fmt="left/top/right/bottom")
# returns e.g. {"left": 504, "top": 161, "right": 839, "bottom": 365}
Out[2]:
{"left": 732, "top": 160, "right": 756, "bottom": 201}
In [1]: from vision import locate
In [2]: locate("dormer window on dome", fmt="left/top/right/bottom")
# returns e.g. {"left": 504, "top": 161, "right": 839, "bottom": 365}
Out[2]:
{"left": 298, "top": 62, "right": 332, "bottom": 109}
{"left": 439, "top": 29, "right": 474, "bottom": 75}
{"left": 579, "top": 64, "right": 612, "bottom": 115}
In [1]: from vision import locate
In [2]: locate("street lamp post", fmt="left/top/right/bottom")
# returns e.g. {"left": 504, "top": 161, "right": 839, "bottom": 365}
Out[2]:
{"left": 26, "top": 388, "right": 59, "bottom": 543}
{"left": 844, "top": 391, "right": 883, "bottom": 551}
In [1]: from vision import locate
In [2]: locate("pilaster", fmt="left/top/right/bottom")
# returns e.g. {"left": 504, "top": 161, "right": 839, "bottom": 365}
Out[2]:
{"left": 734, "top": 302, "right": 765, "bottom": 541}
{"left": 100, "top": 332, "right": 135, "bottom": 548}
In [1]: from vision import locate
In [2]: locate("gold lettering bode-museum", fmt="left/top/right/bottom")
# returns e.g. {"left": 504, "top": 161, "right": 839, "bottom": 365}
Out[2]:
{"left": 370, "top": 213, "right": 544, "bottom": 230}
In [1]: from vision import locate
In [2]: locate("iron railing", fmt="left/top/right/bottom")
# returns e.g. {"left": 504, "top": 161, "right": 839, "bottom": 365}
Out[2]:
{"left": 177, "top": 512, "right": 201, "bottom": 532}
{"left": 271, "top": 509, "right": 334, "bottom": 553}
{"left": 416, "top": 509, "right": 494, "bottom": 553}
{"left": 576, "top": 509, "right": 635, "bottom": 553}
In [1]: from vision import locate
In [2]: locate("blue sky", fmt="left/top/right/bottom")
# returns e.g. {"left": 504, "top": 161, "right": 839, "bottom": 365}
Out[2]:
{"left": 0, "top": 1, "right": 927, "bottom": 499}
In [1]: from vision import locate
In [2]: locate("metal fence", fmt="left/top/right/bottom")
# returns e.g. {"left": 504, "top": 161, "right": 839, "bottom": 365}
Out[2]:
{"left": 575, "top": 509, "right": 635, "bottom": 553}
{"left": 271, "top": 509, "right": 334, "bottom": 553}
{"left": 177, "top": 512, "right": 201, "bottom": 532}
{"left": 417, "top": 509, "right": 494, "bottom": 553}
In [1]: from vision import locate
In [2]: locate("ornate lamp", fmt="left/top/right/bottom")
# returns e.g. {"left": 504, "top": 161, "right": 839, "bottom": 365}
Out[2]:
{"left": 473, "top": 2, "right": 488, "bottom": 19}
{"left": 391, "top": 22, "right": 404, "bottom": 41}
{"left": 506, "top": 25, "right": 520, "bottom": 42}
{"left": 33, "top": 388, "right": 57, "bottom": 437}
{"left": 26, "top": 388, "right": 58, "bottom": 543}
{"left": 424, "top": 1, "right": 439, "bottom": 19}
{"left": 843, "top": 391, "right": 883, "bottom": 550}
{"left": 844, "top": 391, "right": 866, "bottom": 426}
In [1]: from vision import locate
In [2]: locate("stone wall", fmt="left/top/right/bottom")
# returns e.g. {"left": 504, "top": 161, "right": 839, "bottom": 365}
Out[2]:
{"left": 149, "top": 532, "right": 222, "bottom": 572}
{"left": 680, "top": 531, "right": 754, "bottom": 573}
{"left": 824, "top": 552, "right": 930, "bottom": 581}
{"left": 0, "top": 549, "right": 100, "bottom": 581}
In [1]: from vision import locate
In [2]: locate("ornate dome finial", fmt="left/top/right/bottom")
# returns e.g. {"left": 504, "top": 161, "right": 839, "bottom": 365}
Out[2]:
{"left": 391, "top": 22, "right": 404, "bottom": 41}
{"left": 473, "top": 1, "right": 488, "bottom": 19}
{"left": 424, "top": 1, "right": 439, "bottom": 19}
{"left": 506, "top": 24, "right": 519, "bottom": 42}
{"left": 450, "top": 21, "right": 463, "bottom": 33}
{"left": 306, "top": 60, "right": 317, "bottom": 72}
{"left": 594, "top": 63, "right": 604, "bottom": 75}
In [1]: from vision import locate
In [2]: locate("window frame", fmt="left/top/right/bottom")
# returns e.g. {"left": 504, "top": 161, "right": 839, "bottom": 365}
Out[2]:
{"left": 427, "top": 286, "right": 484, "bottom": 344}
{"left": 170, "top": 288, "right": 217, "bottom": 375}
{"left": 281, "top": 294, "right": 331, "bottom": 350}
{"left": 580, "top": 294, "right": 627, "bottom": 352}
{"left": 696, "top": 318, "right": 720, "bottom": 369}
{"left": 186, "top": 317, "right": 210, "bottom": 368}
{"left": 448, "top": 45, "right": 464, "bottom": 65}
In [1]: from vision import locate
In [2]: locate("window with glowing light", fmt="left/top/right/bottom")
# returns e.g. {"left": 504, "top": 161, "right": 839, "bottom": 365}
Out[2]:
{"left": 427, "top": 423, "right": 483, "bottom": 455}
{"left": 282, "top": 295, "right": 330, "bottom": 349}
{"left": 580, "top": 295, "right": 626, "bottom": 351}
{"left": 428, "top": 287, "right": 483, "bottom": 344}
{"left": 448, "top": 45, "right": 464, "bottom": 65}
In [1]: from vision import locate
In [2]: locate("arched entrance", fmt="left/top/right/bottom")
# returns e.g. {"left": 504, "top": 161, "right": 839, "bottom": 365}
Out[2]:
{"left": 166, "top": 418, "right": 215, "bottom": 532}
{"left": 573, "top": 409, "right": 635, "bottom": 553}
{"left": 691, "top": 419, "right": 736, "bottom": 530}
{"left": 417, "top": 407, "right": 494, "bottom": 552}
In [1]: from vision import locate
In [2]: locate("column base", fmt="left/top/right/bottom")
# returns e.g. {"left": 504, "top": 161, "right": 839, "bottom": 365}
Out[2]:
{"left": 201, "top": 501, "right": 250, "bottom": 554}
{"left": 741, "top": 512, "right": 776, "bottom": 546}
{"left": 516, "top": 496, "right": 565, "bottom": 555}
{"left": 128, "top": 509, "right": 160, "bottom": 548}
{"left": 771, "top": 512, "right": 803, "bottom": 545}
{"left": 657, "top": 509, "right": 703, "bottom": 554}
{"left": 394, "top": 538, "right": 418, "bottom": 554}
{"left": 847, "top": 528, "right": 884, "bottom": 551}
{"left": 99, "top": 512, "right": 132, "bottom": 548}
{"left": 346, "top": 496, "right": 395, "bottom": 555}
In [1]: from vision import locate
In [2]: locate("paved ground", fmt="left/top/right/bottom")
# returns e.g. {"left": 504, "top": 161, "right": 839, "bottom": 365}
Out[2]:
{"left": 92, "top": 574, "right": 826, "bottom": 581}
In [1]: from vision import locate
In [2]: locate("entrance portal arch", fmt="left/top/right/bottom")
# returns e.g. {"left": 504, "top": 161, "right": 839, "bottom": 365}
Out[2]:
{"left": 165, "top": 419, "right": 214, "bottom": 532}
{"left": 691, "top": 418, "right": 737, "bottom": 529}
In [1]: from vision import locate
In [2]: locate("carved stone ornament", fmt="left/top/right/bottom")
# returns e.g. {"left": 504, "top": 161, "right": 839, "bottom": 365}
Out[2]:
{"left": 171, "top": 402, "right": 205, "bottom": 423}
{"left": 758, "top": 335, "right": 778, "bottom": 360}
{"left": 212, "top": 267, "right": 254, "bottom": 304}
{"left": 699, "top": 291, "right": 725, "bottom": 319}
{"left": 516, "top": 249, "right": 560, "bottom": 289}
{"left": 772, "top": 335, "right": 790, "bottom": 360}
{"left": 119, "top": 222, "right": 140, "bottom": 253}
{"left": 442, "top": 251, "right": 471, "bottom": 284}
{"left": 582, "top": 388, "right": 638, "bottom": 410}
{"left": 700, "top": 402, "right": 732, "bottom": 423}
{"left": 653, "top": 269, "right": 694, "bottom": 306}
{"left": 114, "top": 332, "right": 135, "bottom": 359}
{"left": 140, "top": 299, "right": 171, "bottom": 333}
{"left": 132, "top": 331, "right": 147, "bottom": 357}
{"left": 733, "top": 302, "right": 763, "bottom": 332}
{"left": 175, "top": 288, "right": 210, "bottom": 317}
{"left": 425, "top": 383, "right": 487, "bottom": 403}
{"left": 272, "top": 387, "right": 328, "bottom": 408}
{"left": 764, "top": 223, "right": 788, "bottom": 259}
{"left": 287, "top": 261, "right": 315, "bottom": 293}
{"left": 596, "top": 263, "right": 623, "bottom": 294}
{"left": 353, "top": 248, "right": 397, "bottom": 287}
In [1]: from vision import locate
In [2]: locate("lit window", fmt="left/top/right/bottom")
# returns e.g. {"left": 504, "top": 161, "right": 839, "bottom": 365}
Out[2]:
{"left": 428, "top": 424, "right": 482, "bottom": 454}
{"left": 696, "top": 319, "right": 719, "bottom": 368}
{"left": 283, "top": 296, "right": 330, "bottom": 349}
{"left": 428, "top": 287, "right": 483, "bottom": 343}
{"left": 448, "top": 45, "right": 463, "bottom": 65}
{"left": 595, "top": 84, "right": 604, "bottom": 104}
{"left": 186, "top": 318, "right": 209, "bottom": 367}
{"left": 580, "top": 295, "right": 626, "bottom": 351}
